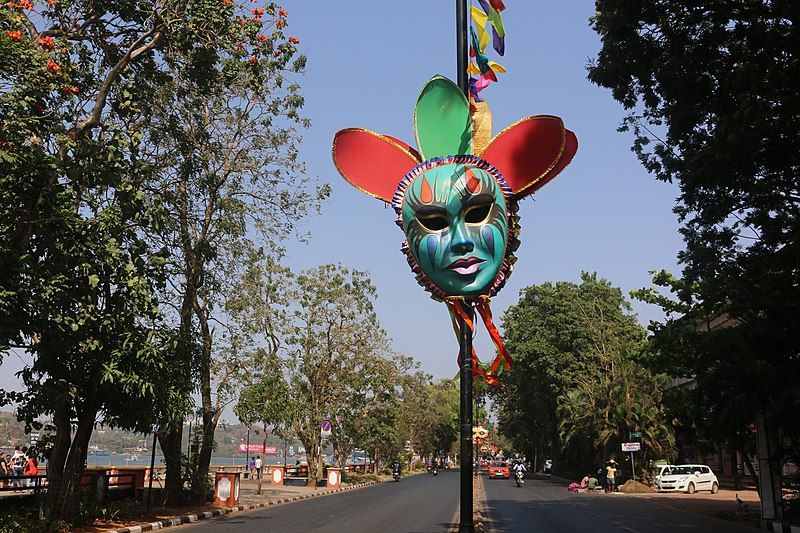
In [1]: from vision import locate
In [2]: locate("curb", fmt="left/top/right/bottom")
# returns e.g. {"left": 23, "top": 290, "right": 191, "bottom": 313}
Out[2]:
{"left": 107, "top": 481, "right": 379, "bottom": 533}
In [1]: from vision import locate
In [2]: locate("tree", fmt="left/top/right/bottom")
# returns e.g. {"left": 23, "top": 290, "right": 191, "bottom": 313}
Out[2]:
{"left": 589, "top": 0, "right": 800, "bottom": 503}
{"left": 135, "top": 3, "right": 327, "bottom": 504}
{"left": 0, "top": 0, "right": 191, "bottom": 521}
{"left": 0, "top": 0, "right": 324, "bottom": 516}
{"left": 495, "top": 273, "right": 673, "bottom": 477}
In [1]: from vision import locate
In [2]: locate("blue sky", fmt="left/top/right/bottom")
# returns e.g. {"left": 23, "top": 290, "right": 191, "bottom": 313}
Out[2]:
{"left": 0, "top": 1, "right": 684, "bottom": 404}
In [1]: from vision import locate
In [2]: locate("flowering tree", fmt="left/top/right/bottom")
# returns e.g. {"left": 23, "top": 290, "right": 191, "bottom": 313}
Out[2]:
{"left": 1, "top": 0, "right": 308, "bottom": 522}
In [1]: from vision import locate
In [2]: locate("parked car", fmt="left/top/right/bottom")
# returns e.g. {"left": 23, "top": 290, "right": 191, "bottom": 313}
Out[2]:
{"left": 656, "top": 464, "right": 719, "bottom": 494}
{"left": 488, "top": 461, "right": 510, "bottom": 479}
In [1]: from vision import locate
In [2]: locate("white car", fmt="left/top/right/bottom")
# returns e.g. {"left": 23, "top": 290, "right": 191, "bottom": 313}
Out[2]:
{"left": 656, "top": 464, "right": 719, "bottom": 494}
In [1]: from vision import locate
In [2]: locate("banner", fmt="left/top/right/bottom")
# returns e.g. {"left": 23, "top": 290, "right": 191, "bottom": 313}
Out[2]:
{"left": 239, "top": 444, "right": 279, "bottom": 454}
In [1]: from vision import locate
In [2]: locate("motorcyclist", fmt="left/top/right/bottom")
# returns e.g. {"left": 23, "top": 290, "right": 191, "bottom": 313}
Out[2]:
{"left": 512, "top": 460, "right": 527, "bottom": 485}
{"left": 391, "top": 459, "right": 401, "bottom": 481}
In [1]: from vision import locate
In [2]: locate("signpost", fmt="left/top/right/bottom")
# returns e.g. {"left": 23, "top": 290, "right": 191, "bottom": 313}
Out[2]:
{"left": 147, "top": 423, "right": 160, "bottom": 512}
{"left": 320, "top": 419, "right": 332, "bottom": 439}
{"left": 622, "top": 442, "right": 641, "bottom": 479}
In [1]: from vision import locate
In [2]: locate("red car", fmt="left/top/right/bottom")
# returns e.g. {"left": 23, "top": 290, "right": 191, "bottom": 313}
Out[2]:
{"left": 488, "top": 461, "right": 510, "bottom": 479}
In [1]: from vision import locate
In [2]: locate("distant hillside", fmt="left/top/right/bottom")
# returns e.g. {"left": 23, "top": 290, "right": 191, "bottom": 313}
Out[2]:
{"left": 0, "top": 411, "right": 293, "bottom": 456}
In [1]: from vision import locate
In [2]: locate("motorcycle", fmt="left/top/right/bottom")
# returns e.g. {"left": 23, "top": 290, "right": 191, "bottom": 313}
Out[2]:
{"left": 393, "top": 469, "right": 401, "bottom": 482}
{"left": 514, "top": 469, "right": 525, "bottom": 487}
{"left": 432, "top": 467, "right": 438, "bottom": 476}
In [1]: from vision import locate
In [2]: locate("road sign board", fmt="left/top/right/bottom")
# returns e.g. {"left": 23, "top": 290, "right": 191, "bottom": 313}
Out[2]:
{"left": 622, "top": 442, "right": 641, "bottom": 452}
{"left": 320, "top": 419, "right": 332, "bottom": 437}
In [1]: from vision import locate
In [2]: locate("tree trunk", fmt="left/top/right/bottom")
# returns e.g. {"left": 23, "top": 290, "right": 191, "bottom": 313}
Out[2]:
{"left": 192, "top": 303, "right": 220, "bottom": 502}
{"left": 44, "top": 398, "right": 72, "bottom": 521}
{"left": 159, "top": 424, "right": 185, "bottom": 506}
{"left": 46, "top": 403, "right": 97, "bottom": 524}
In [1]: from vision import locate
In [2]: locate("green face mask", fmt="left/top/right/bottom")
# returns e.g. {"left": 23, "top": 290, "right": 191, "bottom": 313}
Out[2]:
{"left": 395, "top": 156, "right": 512, "bottom": 298}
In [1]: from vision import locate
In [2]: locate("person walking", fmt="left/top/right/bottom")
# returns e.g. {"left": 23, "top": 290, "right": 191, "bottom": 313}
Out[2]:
{"left": 255, "top": 456, "right": 263, "bottom": 479}
{"left": 248, "top": 456, "right": 256, "bottom": 479}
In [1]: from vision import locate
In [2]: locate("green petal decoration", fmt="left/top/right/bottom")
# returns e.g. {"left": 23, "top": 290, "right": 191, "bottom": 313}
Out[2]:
{"left": 414, "top": 75, "right": 473, "bottom": 160}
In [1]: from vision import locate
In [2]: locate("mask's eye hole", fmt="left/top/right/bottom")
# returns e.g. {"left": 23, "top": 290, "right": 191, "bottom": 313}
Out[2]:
{"left": 464, "top": 204, "right": 491, "bottom": 224}
{"left": 417, "top": 214, "right": 448, "bottom": 231}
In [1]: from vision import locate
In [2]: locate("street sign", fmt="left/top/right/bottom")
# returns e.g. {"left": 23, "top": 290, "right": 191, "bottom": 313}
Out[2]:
{"left": 30, "top": 432, "right": 39, "bottom": 445}
{"left": 630, "top": 431, "right": 642, "bottom": 439}
{"left": 320, "top": 419, "right": 332, "bottom": 438}
{"left": 622, "top": 442, "right": 641, "bottom": 452}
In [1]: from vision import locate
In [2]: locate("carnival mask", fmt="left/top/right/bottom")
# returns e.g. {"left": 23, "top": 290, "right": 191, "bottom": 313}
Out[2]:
{"left": 333, "top": 75, "right": 577, "bottom": 301}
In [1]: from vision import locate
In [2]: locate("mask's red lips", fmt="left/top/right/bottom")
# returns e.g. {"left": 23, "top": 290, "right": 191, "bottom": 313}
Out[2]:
{"left": 447, "top": 257, "right": 484, "bottom": 275}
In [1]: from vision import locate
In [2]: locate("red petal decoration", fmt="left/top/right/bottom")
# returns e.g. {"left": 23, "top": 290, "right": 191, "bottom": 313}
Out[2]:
{"left": 479, "top": 116, "right": 577, "bottom": 199}
{"left": 465, "top": 170, "right": 481, "bottom": 193}
{"left": 420, "top": 177, "right": 433, "bottom": 204}
{"left": 333, "top": 129, "right": 422, "bottom": 202}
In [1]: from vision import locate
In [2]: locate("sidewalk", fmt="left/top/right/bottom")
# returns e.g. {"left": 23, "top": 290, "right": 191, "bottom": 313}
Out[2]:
{"left": 79, "top": 475, "right": 386, "bottom": 533}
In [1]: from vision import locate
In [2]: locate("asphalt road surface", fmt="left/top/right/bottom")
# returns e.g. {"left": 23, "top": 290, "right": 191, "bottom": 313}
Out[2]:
{"left": 482, "top": 474, "right": 758, "bottom": 532}
{"left": 184, "top": 470, "right": 459, "bottom": 532}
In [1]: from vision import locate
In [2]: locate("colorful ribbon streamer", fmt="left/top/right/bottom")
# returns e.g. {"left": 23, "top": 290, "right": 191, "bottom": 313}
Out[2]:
{"left": 469, "top": 0, "right": 507, "bottom": 100}
{"left": 445, "top": 296, "right": 512, "bottom": 387}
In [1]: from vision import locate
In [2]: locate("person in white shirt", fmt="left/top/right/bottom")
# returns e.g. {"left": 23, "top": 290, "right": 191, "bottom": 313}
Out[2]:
{"left": 255, "top": 456, "right": 263, "bottom": 479}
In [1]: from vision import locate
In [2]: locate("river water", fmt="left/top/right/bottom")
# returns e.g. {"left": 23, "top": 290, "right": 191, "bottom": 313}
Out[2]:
{"left": 86, "top": 455, "right": 290, "bottom": 468}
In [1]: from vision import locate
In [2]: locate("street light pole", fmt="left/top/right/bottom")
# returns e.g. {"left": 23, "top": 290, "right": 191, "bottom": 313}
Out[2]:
{"left": 458, "top": 301, "right": 474, "bottom": 532}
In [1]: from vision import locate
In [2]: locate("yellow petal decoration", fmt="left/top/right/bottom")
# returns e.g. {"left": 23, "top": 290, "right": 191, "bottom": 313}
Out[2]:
{"left": 471, "top": 99, "right": 493, "bottom": 155}
{"left": 468, "top": 61, "right": 481, "bottom": 75}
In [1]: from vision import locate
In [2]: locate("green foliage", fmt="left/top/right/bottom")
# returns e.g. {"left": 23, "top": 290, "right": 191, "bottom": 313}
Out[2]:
{"left": 589, "top": 0, "right": 800, "bottom": 483}
{"left": 495, "top": 273, "right": 674, "bottom": 478}
{"left": 0, "top": 0, "right": 320, "bottom": 522}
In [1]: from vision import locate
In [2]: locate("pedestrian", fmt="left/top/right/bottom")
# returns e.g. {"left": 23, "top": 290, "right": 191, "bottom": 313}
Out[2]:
{"left": 248, "top": 456, "right": 256, "bottom": 478}
{"left": 588, "top": 473, "right": 599, "bottom": 490}
{"left": 24, "top": 449, "right": 39, "bottom": 488}
{"left": 580, "top": 473, "right": 590, "bottom": 489}
{"left": 0, "top": 453, "right": 9, "bottom": 488}
{"left": 11, "top": 446, "right": 26, "bottom": 490}
{"left": 606, "top": 460, "right": 618, "bottom": 493}
{"left": 255, "top": 456, "right": 263, "bottom": 479}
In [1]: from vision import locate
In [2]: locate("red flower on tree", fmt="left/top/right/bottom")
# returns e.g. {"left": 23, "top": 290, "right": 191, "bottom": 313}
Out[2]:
{"left": 247, "top": 56, "right": 258, "bottom": 65}
{"left": 46, "top": 58, "right": 61, "bottom": 73}
{"left": 278, "top": 8, "right": 288, "bottom": 17}
{"left": 256, "top": 33, "right": 268, "bottom": 42}
{"left": 38, "top": 36, "right": 55, "bottom": 49}
{"left": 5, "top": 29, "right": 24, "bottom": 42}
{"left": 8, "top": 0, "right": 34, "bottom": 9}
{"left": 222, "top": 0, "right": 232, "bottom": 4}
{"left": 63, "top": 85, "right": 80, "bottom": 95}
{"left": 276, "top": 19, "right": 286, "bottom": 29}
{"left": 288, "top": 36, "right": 300, "bottom": 45}
{"left": 252, "top": 7, "right": 264, "bottom": 21}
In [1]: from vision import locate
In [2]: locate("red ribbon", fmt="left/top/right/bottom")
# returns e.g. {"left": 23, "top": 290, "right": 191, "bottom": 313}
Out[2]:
{"left": 445, "top": 296, "right": 511, "bottom": 387}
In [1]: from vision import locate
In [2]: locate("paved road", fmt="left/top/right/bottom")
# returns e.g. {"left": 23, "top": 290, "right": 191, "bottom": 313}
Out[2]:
{"left": 482, "top": 474, "right": 758, "bottom": 532}
{"left": 184, "top": 471, "right": 459, "bottom": 532}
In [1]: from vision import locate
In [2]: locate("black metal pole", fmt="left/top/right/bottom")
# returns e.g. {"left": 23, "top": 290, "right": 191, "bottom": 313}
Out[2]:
{"left": 459, "top": 301, "right": 474, "bottom": 532}
{"left": 456, "top": 0, "right": 469, "bottom": 95}
{"left": 146, "top": 428, "right": 157, "bottom": 512}
{"left": 456, "top": 0, "right": 473, "bottom": 530}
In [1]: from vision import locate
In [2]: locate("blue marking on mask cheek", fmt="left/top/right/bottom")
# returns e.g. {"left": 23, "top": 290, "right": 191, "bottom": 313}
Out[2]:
{"left": 481, "top": 225, "right": 495, "bottom": 258}
{"left": 426, "top": 234, "right": 439, "bottom": 267}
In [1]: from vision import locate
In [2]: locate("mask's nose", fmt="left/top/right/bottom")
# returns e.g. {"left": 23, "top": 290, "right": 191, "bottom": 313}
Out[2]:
{"left": 450, "top": 219, "right": 474, "bottom": 255}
